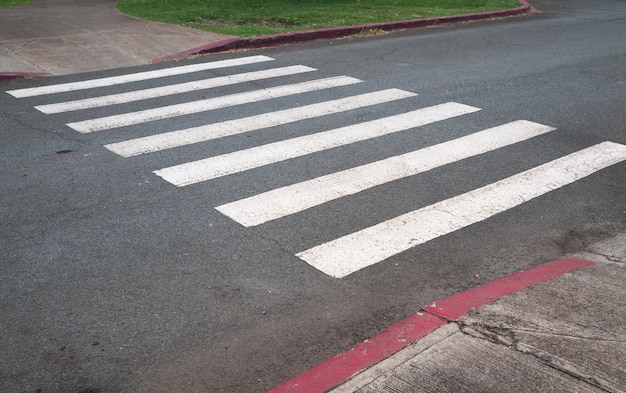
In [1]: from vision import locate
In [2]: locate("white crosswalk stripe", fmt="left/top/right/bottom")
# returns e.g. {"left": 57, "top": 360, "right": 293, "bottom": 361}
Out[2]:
{"left": 66, "top": 76, "right": 363, "bottom": 133}
{"left": 296, "top": 142, "right": 626, "bottom": 278}
{"left": 7, "top": 57, "right": 625, "bottom": 279}
{"left": 6, "top": 55, "right": 274, "bottom": 98}
{"left": 34, "top": 65, "right": 316, "bottom": 114}
{"left": 216, "top": 120, "right": 556, "bottom": 227}
{"left": 153, "top": 102, "right": 478, "bottom": 187}
{"left": 104, "top": 89, "right": 417, "bottom": 157}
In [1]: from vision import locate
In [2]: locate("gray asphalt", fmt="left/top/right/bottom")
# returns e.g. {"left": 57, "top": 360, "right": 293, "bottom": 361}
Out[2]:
{"left": 1, "top": 1, "right": 625, "bottom": 392}
{"left": 331, "top": 236, "right": 626, "bottom": 393}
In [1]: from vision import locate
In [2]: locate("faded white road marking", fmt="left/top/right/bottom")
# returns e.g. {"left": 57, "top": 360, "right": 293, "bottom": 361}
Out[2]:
{"left": 296, "top": 142, "right": 626, "bottom": 278}
{"left": 217, "top": 120, "right": 555, "bottom": 227}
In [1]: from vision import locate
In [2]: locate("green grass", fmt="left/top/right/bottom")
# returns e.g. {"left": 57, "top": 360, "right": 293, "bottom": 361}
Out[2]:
{"left": 117, "top": 0, "right": 522, "bottom": 38}
{"left": 0, "top": 0, "right": 33, "bottom": 8}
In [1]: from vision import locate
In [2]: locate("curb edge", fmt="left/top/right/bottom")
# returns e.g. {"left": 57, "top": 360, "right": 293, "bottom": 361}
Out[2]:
{"left": 153, "top": 0, "right": 531, "bottom": 63}
{"left": 0, "top": 72, "right": 52, "bottom": 81}
{"left": 267, "top": 257, "right": 594, "bottom": 393}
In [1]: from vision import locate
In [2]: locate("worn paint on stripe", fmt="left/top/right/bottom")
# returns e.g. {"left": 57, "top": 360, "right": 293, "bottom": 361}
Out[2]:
{"left": 154, "top": 102, "right": 480, "bottom": 187}
{"left": 296, "top": 142, "right": 626, "bottom": 278}
{"left": 6, "top": 55, "right": 273, "bottom": 98}
{"left": 105, "top": 89, "right": 417, "bottom": 157}
{"left": 67, "top": 76, "right": 362, "bottom": 133}
{"left": 217, "top": 120, "right": 555, "bottom": 227}
{"left": 34, "top": 66, "right": 316, "bottom": 114}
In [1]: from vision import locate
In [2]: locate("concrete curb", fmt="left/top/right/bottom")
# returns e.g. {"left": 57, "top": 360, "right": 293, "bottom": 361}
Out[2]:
{"left": 0, "top": 72, "right": 52, "bottom": 81}
{"left": 152, "top": 0, "right": 531, "bottom": 63}
{"left": 267, "top": 257, "right": 594, "bottom": 393}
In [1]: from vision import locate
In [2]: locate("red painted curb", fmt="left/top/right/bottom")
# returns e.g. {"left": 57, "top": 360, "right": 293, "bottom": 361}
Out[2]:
{"left": 152, "top": 0, "right": 531, "bottom": 62}
{"left": 267, "top": 312, "right": 446, "bottom": 393}
{"left": 268, "top": 257, "right": 594, "bottom": 393}
{"left": 152, "top": 37, "right": 243, "bottom": 64}
{"left": 0, "top": 72, "right": 52, "bottom": 81}
{"left": 423, "top": 257, "right": 595, "bottom": 320}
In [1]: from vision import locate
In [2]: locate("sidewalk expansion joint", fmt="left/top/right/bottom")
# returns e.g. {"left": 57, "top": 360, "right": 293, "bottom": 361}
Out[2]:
{"left": 588, "top": 251, "right": 623, "bottom": 264}
{"left": 457, "top": 320, "right": 618, "bottom": 393}
{"left": 516, "top": 343, "right": 618, "bottom": 393}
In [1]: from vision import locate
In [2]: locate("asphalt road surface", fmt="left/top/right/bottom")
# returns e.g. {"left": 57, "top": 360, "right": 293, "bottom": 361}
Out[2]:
{"left": 1, "top": 0, "right": 625, "bottom": 392}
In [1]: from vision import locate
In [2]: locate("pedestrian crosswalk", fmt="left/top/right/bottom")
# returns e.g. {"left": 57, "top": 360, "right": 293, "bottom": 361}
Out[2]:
{"left": 214, "top": 120, "right": 557, "bottom": 227}
{"left": 296, "top": 142, "right": 626, "bottom": 278}
{"left": 104, "top": 89, "right": 417, "bottom": 157}
{"left": 7, "top": 54, "right": 626, "bottom": 278}
{"left": 6, "top": 55, "right": 274, "bottom": 97}
{"left": 66, "top": 76, "right": 363, "bottom": 133}
{"left": 34, "top": 65, "right": 316, "bottom": 114}
{"left": 153, "top": 102, "right": 479, "bottom": 186}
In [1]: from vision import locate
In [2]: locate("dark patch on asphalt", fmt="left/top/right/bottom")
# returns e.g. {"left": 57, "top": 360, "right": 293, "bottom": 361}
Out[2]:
{"left": 554, "top": 221, "right": 624, "bottom": 254}
{"left": 77, "top": 388, "right": 101, "bottom": 393}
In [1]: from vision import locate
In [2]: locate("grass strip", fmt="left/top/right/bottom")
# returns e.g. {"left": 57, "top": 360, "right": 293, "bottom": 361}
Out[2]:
{"left": 0, "top": 0, "right": 33, "bottom": 8}
{"left": 117, "top": 0, "right": 522, "bottom": 38}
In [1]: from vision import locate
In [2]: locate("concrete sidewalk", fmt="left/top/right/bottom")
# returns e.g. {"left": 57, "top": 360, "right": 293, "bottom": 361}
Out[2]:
{"left": 271, "top": 232, "right": 626, "bottom": 393}
{"left": 0, "top": 0, "right": 233, "bottom": 77}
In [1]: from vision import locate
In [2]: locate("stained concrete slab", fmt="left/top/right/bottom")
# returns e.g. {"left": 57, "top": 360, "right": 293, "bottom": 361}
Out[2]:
{"left": 460, "top": 262, "right": 626, "bottom": 392}
{"left": 0, "top": 42, "right": 39, "bottom": 72}
{"left": 575, "top": 231, "right": 626, "bottom": 266}
{"left": 354, "top": 326, "right": 603, "bottom": 393}
{"left": 0, "top": 0, "right": 233, "bottom": 75}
